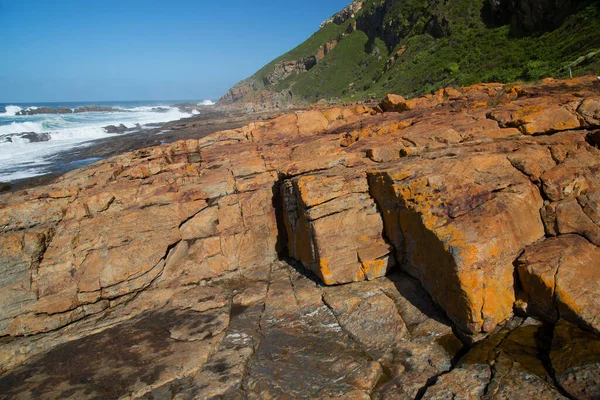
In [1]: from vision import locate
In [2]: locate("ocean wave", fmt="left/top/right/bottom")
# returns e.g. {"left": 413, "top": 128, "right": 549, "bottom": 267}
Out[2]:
{"left": 198, "top": 100, "right": 215, "bottom": 106}
{"left": 0, "top": 103, "right": 195, "bottom": 182}
{"left": 0, "top": 121, "right": 44, "bottom": 135}
{"left": 49, "top": 126, "right": 109, "bottom": 141}
{"left": 41, "top": 116, "right": 69, "bottom": 130}
{"left": 1, "top": 105, "right": 23, "bottom": 116}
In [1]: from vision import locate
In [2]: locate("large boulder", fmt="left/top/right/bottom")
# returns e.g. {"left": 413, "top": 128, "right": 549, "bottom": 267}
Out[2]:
{"left": 368, "top": 144, "right": 545, "bottom": 334}
{"left": 281, "top": 167, "right": 395, "bottom": 285}
{"left": 517, "top": 235, "right": 600, "bottom": 334}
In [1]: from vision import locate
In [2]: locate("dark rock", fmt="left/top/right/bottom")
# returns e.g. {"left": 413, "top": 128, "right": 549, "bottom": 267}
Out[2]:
{"left": 587, "top": 130, "right": 600, "bottom": 147}
{"left": 16, "top": 106, "right": 124, "bottom": 116}
{"left": 103, "top": 124, "right": 140, "bottom": 134}
{"left": 0, "top": 182, "right": 11, "bottom": 192}
{"left": 551, "top": 320, "right": 600, "bottom": 399}
{"left": 19, "top": 132, "right": 51, "bottom": 142}
{"left": 73, "top": 106, "right": 123, "bottom": 113}
{"left": 0, "top": 132, "right": 51, "bottom": 143}
{"left": 151, "top": 107, "right": 170, "bottom": 113}
{"left": 16, "top": 107, "right": 72, "bottom": 116}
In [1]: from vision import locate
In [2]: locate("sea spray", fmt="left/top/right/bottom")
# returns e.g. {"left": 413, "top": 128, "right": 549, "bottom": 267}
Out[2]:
{"left": 0, "top": 100, "right": 204, "bottom": 181}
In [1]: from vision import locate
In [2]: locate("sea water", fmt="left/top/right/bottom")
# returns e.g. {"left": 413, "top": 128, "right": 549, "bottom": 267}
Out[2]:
{"left": 0, "top": 100, "right": 214, "bottom": 182}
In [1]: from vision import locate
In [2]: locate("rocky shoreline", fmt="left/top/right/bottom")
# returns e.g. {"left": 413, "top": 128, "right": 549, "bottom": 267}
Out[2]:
{"left": 15, "top": 105, "right": 126, "bottom": 116}
{"left": 2, "top": 107, "right": 288, "bottom": 193}
{"left": 0, "top": 76, "right": 599, "bottom": 399}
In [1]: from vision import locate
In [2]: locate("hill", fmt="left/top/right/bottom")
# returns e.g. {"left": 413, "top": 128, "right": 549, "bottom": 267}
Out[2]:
{"left": 219, "top": 0, "right": 600, "bottom": 107}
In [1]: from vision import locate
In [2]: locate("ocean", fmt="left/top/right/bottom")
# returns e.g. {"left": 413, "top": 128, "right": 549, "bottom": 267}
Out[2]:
{"left": 0, "top": 100, "right": 214, "bottom": 182}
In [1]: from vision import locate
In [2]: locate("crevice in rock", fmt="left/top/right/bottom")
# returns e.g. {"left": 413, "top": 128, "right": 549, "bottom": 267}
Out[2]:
{"left": 176, "top": 205, "right": 212, "bottom": 230}
{"left": 320, "top": 293, "right": 391, "bottom": 389}
{"left": 534, "top": 322, "right": 577, "bottom": 400}
{"left": 365, "top": 172, "right": 401, "bottom": 268}
{"left": 307, "top": 207, "right": 353, "bottom": 221}
{"left": 585, "top": 129, "right": 600, "bottom": 148}
{"left": 272, "top": 179, "right": 289, "bottom": 260}
{"left": 412, "top": 333, "right": 474, "bottom": 399}
{"left": 482, "top": 350, "right": 511, "bottom": 399}
{"left": 551, "top": 254, "right": 563, "bottom": 319}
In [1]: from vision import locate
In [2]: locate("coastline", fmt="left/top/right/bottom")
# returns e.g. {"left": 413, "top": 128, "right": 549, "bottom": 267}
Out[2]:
{"left": 3, "top": 106, "right": 287, "bottom": 192}
{"left": 1, "top": 76, "right": 599, "bottom": 398}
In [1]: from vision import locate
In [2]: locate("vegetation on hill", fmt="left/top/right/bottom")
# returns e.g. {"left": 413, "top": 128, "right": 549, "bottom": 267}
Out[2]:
{"left": 220, "top": 0, "right": 600, "bottom": 105}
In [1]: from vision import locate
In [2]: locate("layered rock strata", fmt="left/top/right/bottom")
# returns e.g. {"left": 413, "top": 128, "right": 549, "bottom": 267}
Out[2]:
{"left": 1, "top": 76, "right": 599, "bottom": 398}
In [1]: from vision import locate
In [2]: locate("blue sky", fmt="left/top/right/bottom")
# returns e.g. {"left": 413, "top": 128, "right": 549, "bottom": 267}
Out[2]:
{"left": 0, "top": 0, "right": 350, "bottom": 102}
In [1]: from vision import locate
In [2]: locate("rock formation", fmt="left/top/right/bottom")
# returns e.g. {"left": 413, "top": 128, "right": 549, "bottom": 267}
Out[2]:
{"left": 1, "top": 76, "right": 599, "bottom": 398}
{"left": 16, "top": 106, "right": 124, "bottom": 116}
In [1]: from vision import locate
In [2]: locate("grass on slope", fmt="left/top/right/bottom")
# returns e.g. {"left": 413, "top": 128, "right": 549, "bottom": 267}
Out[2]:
{"left": 229, "top": 0, "right": 600, "bottom": 104}
{"left": 247, "top": 19, "right": 354, "bottom": 90}
{"left": 290, "top": 31, "right": 389, "bottom": 102}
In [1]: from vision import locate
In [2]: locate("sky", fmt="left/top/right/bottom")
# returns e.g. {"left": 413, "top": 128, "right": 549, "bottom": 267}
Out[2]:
{"left": 0, "top": 0, "right": 350, "bottom": 102}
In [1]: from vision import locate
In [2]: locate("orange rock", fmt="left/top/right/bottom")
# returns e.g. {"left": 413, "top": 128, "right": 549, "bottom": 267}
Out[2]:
{"left": 0, "top": 76, "right": 598, "bottom": 341}
{"left": 282, "top": 168, "right": 394, "bottom": 284}
{"left": 517, "top": 235, "right": 600, "bottom": 334}
{"left": 368, "top": 146, "right": 545, "bottom": 334}
{"left": 380, "top": 94, "right": 408, "bottom": 112}
{"left": 297, "top": 110, "right": 329, "bottom": 136}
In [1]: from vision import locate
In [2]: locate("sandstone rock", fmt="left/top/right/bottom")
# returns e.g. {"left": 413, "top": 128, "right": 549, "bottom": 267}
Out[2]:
{"left": 488, "top": 103, "right": 581, "bottom": 134}
{"left": 424, "top": 318, "right": 567, "bottom": 399}
{"left": 369, "top": 146, "right": 545, "bottom": 334}
{"left": 517, "top": 235, "right": 600, "bottom": 334}
{"left": 380, "top": 94, "right": 408, "bottom": 112}
{"left": 0, "top": 307, "right": 226, "bottom": 399}
{"left": 1, "top": 77, "right": 599, "bottom": 397}
{"left": 577, "top": 97, "right": 600, "bottom": 127}
{"left": 282, "top": 167, "right": 394, "bottom": 285}
{"left": 551, "top": 320, "right": 600, "bottom": 399}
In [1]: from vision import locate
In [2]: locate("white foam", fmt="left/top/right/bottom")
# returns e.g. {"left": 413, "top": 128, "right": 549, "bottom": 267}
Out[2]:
{"left": 0, "top": 121, "right": 44, "bottom": 134}
{"left": 198, "top": 100, "right": 214, "bottom": 106}
{"left": 191, "top": 110, "right": 200, "bottom": 115}
{"left": 2, "top": 105, "right": 23, "bottom": 116}
{"left": 0, "top": 105, "right": 194, "bottom": 182}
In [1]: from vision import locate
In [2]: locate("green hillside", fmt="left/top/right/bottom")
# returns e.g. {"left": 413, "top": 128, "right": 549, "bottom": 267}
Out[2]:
{"left": 220, "top": 0, "right": 600, "bottom": 105}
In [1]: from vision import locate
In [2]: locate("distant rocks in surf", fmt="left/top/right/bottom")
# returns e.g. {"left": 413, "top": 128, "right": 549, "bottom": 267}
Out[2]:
{"left": 175, "top": 102, "right": 214, "bottom": 114}
{"left": 0, "top": 181, "right": 11, "bottom": 192}
{"left": 16, "top": 106, "right": 126, "bottom": 116}
{"left": 151, "top": 107, "right": 171, "bottom": 113}
{"left": 1, "top": 132, "right": 51, "bottom": 143}
{"left": 103, "top": 123, "right": 141, "bottom": 134}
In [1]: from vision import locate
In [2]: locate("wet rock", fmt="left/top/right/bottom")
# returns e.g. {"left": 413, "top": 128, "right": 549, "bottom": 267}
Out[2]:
{"left": 1, "top": 132, "right": 51, "bottom": 143}
{"left": 19, "top": 132, "right": 51, "bottom": 142}
{"left": 104, "top": 123, "right": 140, "bottom": 134}
{"left": 16, "top": 106, "right": 124, "bottom": 116}
{"left": 0, "top": 308, "right": 226, "bottom": 399}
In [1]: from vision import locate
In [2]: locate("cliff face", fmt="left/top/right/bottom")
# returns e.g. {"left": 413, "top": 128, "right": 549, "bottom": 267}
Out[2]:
{"left": 1, "top": 77, "right": 600, "bottom": 398}
{"left": 220, "top": 0, "right": 600, "bottom": 107}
